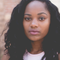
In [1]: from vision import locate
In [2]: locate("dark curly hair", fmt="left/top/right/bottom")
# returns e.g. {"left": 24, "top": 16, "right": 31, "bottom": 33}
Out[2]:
{"left": 5, "top": 0, "right": 60, "bottom": 60}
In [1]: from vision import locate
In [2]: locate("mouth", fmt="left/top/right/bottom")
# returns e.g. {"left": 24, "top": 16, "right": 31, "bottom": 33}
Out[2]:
{"left": 29, "top": 30, "right": 40, "bottom": 35}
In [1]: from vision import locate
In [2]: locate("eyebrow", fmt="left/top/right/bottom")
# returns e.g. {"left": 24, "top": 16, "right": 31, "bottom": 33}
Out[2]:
{"left": 24, "top": 12, "right": 47, "bottom": 16}
{"left": 38, "top": 12, "right": 47, "bottom": 15}
{"left": 24, "top": 14, "right": 31, "bottom": 16}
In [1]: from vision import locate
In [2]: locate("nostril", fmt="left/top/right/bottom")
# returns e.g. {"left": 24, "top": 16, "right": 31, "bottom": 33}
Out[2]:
{"left": 31, "top": 23, "right": 38, "bottom": 28}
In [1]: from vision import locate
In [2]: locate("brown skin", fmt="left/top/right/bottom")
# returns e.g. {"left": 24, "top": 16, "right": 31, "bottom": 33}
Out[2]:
{"left": 23, "top": 1, "right": 50, "bottom": 54}
{"left": 58, "top": 54, "right": 60, "bottom": 60}
{"left": 1, "top": 1, "right": 60, "bottom": 60}
{"left": 1, "top": 49, "right": 10, "bottom": 60}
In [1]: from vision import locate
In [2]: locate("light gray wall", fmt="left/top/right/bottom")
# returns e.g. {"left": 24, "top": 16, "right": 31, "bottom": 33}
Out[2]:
{"left": 50, "top": 0, "right": 60, "bottom": 12}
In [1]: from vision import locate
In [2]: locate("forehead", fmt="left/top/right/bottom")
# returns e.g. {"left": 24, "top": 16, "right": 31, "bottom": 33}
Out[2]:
{"left": 24, "top": 1, "right": 49, "bottom": 14}
{"left": 26, "top": 1, "right": 46, "bottom": 8}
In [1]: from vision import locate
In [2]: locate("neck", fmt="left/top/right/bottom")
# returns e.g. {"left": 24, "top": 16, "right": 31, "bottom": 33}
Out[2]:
{"left": 30, "top": 39, "right": 43, "bottom": 54}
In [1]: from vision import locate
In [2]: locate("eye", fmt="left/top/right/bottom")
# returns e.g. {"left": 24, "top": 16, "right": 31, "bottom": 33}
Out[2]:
{"left": 38, "top": 17, "right": 45, "bottom": 21}
{"left": 25, "top": 17, "right": 32, "bottom": 21}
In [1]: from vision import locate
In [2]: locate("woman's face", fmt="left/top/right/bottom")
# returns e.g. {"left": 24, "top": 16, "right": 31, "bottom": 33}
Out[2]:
{"left": 23, "top": 1, "right": 50, "bottom": 41}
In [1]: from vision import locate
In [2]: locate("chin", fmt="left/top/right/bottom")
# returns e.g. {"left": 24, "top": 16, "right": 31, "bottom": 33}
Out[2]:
{"left": 28, "top": 37, "right": 42, "bottom": 42}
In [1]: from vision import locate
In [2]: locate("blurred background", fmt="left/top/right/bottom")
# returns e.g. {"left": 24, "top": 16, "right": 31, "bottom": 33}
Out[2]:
{"left": 0, "top": 0, "right": 60, "bottom": 60}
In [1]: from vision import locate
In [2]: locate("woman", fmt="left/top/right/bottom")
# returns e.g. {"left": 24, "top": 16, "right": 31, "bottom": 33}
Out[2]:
{"left": 2, "top": 0, "right": 60, "bottom": 60}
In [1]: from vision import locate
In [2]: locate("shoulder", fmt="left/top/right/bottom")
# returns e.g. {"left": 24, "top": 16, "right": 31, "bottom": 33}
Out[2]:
{"left": 1, "top": 49, "right": 10, "bottom": 60}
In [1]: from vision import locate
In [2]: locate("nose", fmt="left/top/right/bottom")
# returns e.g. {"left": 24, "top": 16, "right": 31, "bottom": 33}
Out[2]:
{"left": 30, "top": 18, "right": 38, "bottom": 28}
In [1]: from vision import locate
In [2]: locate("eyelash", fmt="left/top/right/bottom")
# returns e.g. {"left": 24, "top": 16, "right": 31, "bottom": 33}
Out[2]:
{"left": 24, "top": 17, "right": 32, "bottom": 21}
{"left": 38, "top": 17, "right": 45, "bottom": 21}
{"left": 24, "top": 17, "right": 45, "bottom": 21}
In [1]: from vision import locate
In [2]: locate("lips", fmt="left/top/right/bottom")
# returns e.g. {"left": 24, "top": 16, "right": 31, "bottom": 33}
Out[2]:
{"left": 29, "top": 30, "right": 40, "bottom": 35}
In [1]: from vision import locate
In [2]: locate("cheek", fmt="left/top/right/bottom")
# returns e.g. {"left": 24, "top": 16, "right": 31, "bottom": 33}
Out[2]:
{"left": 41, "top": 20, "right": 50, "bottom": 36}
